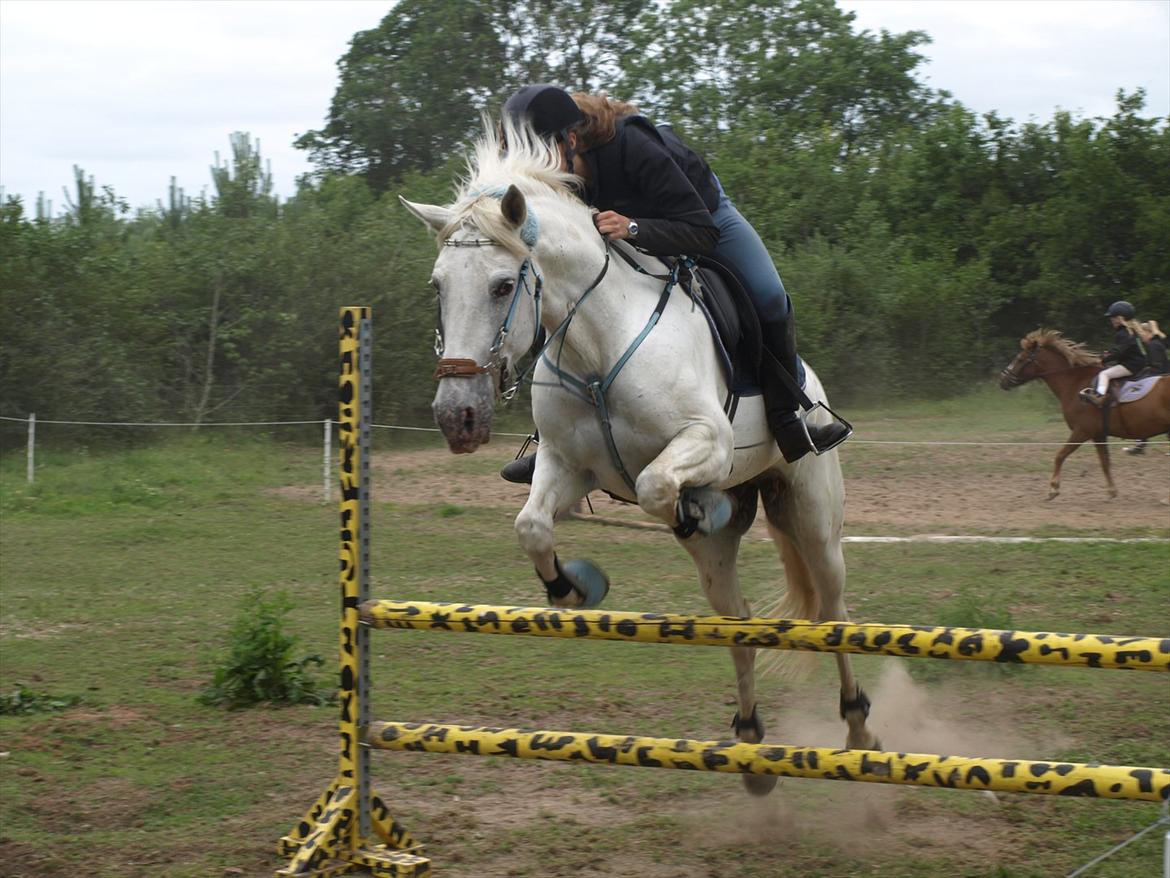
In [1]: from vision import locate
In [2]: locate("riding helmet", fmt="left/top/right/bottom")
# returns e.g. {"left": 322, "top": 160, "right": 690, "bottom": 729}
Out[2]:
{"left": 503, "top": 84, "right": 584, "bottom": 139}
{"left": 1105, "top": 300, "right": 1136, "bottom": 319}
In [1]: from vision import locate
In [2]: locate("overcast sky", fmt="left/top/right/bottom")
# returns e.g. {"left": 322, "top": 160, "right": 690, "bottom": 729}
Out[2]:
{"left": 1, "top": 0, "right": 1167, "bottom": 214}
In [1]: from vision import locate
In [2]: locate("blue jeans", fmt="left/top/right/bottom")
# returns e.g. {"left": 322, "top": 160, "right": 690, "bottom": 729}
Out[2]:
{"left": 710, "top": 194, "right": 790, "bottom": 323}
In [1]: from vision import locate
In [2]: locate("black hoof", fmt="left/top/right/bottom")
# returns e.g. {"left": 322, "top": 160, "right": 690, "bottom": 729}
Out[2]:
{"left": 742, "top": 773, "right": 780, "bottom": 797}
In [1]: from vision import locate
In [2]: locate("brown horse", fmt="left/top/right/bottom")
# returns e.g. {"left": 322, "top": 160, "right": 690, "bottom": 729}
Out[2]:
{"left": 999, "top": 329, "right": 1170, "bottom": 500}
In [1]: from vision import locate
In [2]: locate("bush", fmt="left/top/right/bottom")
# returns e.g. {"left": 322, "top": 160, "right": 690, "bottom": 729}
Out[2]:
{"left": 199, "top": 587, "right": 333, "bottom": 709}
{"left": 0, "top": 684, "right": 81, "bottom": 715}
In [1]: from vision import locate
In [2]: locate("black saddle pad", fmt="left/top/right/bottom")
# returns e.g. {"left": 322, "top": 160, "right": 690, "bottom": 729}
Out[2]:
{"left": 690, "top": 256, "right": 763, "bottom": 394}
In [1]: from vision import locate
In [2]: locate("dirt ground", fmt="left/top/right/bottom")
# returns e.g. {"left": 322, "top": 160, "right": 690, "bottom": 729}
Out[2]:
{"left": 274, "top": 441, "right": 1166, "bottom": 876}
{"left": 345, "top": 443, "right": 1170, "bottom": 536}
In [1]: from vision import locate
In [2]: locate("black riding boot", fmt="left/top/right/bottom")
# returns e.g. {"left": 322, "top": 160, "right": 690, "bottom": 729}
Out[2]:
{"left": 500, "top": 453, "right": 537, "bottom": 484}
{"left": 760, "top": 318, "right": 850, "bottom": 463}
{"left": 500, "top": 433, "right": 539, "bottom": 484}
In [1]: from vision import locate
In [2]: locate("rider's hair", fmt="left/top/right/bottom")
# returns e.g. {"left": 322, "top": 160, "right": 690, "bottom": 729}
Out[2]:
{"left": 1139, "top": 320, "right": 1166, "bottom": 341}
{"left": 1119, "top": 317, "right": 1144, "bottom": 337}
{"left": 570, "top": 93, "right": 640, "bottom": 151}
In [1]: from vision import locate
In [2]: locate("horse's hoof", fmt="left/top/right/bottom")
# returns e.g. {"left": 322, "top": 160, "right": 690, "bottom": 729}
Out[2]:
{"left": 562, "top": 559, "right": 610, "bottom": 608}
{"left": 1046, "top": 490, "right": 1059, "bottom": 501}
{"left": 846, "top": 732, "right": 882, "bottom": 751}
{"left": 675, "top": 487, "right": 732, "bottom": 537}
{"left": 742, "top": 773, "right": 779, "bottom": 797}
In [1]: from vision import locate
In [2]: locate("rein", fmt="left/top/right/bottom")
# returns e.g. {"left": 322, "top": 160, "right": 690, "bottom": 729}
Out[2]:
{"left": 430, "top": 204, "right": 689, "bottom": 496}
{"left": 1001, "top": 346, "right": 1098, "bottom": 387}
{"left": 535, "top": 244, "right": 688, "bottom": 493}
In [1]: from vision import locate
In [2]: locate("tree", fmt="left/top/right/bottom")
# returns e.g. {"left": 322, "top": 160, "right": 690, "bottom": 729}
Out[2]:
{"left": 296, "top": 0, "right": 507, "bottom": 192}
{"left": 622, "top": 0, "right": 937, "bottom": 159}
{"left": 298, "top": 0, "right": 650, "bottom": 191}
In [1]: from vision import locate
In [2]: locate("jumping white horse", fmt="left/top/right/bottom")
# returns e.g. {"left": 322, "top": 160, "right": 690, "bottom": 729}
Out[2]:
{"left": 401, "top": 120, "right": 880, "bottom": 794}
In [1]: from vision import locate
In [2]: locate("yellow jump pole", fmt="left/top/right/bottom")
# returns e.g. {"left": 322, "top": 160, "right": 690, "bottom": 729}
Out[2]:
{"left": 365, "top": 721, "right": 1170, "bottom": 803}
{"left": 360, "top": 600, "right": 1170, "bottom": 673}
{"left": 278, "top": 308, "right": 430, "bottom": 877}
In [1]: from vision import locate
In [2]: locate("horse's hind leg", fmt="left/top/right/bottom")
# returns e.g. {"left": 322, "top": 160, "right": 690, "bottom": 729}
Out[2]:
{"left": 761, "top": 480, "right": 881, "bottom": 752}
{"left": 676, "top": 484, "right": 777, "bottom": 796}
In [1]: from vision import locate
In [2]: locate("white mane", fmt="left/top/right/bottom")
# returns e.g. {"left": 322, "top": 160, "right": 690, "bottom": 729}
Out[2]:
{"left": 439, "top": 117, "right": 586, "bottom": 256}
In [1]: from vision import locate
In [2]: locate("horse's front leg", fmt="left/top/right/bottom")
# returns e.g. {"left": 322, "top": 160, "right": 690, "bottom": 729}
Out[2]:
{"left": 1049, "top": 432, "right": 1088, "bottom": 500}
{"left": 636, "top": 418, "right": 733, "bottom": 535}
{"left": 678, "top": 485, "right": 778, "bottom": 796}
{"left": 1092, "top": 439, "right": 1118, "bottom": 499}
{"left": 514, "top": 453, "right": 608, "bottom": 608}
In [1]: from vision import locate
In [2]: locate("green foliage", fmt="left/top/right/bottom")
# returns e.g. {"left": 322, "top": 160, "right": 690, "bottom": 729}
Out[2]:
{"left": 0, "top": 683, "right": 82, "bottom": 715}
{"left": 907, "top": 589, "right": 1022, "bottom": 683}
{"left": 0, "top": 2, "right": 1167, "bottom": 433}
{"left": 936, "top": 588, "right": 1016, "bottom": 632}
{"left": 199, "top": 587, "right": 333, "bottom": 710}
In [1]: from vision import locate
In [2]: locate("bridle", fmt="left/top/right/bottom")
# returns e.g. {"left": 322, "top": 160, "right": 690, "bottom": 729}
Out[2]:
{"left": 1000, "top": 344, "right": 1093, "bottom": 387}
{"left": 432, "top": 237, "right": 544, "bottom": 402}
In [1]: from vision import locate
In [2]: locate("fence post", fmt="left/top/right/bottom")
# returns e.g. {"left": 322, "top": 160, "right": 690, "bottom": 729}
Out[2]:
{"left": 322, "top": 417, "right": 331, "bottom": 503}
{"left": 26, "top": 413, "right": 35, "bottom": 484}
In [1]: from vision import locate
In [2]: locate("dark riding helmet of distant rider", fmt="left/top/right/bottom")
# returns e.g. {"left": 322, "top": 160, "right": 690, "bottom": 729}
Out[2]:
{"left": 1105, "top": 300, "right": 1136, "bottom": 319}
{"left": 502, "top": 84, "right": 584, "bottom": 140}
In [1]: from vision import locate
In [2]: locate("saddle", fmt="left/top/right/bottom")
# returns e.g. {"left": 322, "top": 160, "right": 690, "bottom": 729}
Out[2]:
{"left": 1108, "top": 373, "right": 1164, "bottom": 405}
{"left": 685, "top": 257, "right": 805, "bottom": 397}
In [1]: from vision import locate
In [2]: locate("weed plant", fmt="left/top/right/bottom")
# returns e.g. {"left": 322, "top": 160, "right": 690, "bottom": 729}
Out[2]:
{"left": 199, "top": 587, "right": 333, "bottom": 710}
{"left": 0, "top": 684, "right": 82, "bottom": 715}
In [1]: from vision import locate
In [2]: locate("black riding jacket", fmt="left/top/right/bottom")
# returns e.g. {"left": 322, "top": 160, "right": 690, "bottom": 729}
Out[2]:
{"left": 580, "top": 116, "right": 721, "bottom": 258}
{"left": 1146, "top": 337, "right": 1168, "bottom": 374}
{"left": 1103, "top": 326, "right": 1147, "bottom": 373}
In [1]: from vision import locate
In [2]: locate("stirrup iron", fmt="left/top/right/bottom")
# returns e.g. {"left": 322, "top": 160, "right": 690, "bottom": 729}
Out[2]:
{"left": 803, "top": 401, "right": 853, "bottom": 455}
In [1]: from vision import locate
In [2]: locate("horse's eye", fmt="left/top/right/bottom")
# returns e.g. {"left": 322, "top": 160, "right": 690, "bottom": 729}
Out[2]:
{"left": 430, "top": 279, "right": 440, "bottom": 295}
{"left": 493, "top": 279, "right": 515, "bottom": 299}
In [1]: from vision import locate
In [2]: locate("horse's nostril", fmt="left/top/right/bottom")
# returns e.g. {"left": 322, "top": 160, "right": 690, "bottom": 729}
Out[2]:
{"left": 462, "top": 407, "right": 476, "bottom": 433}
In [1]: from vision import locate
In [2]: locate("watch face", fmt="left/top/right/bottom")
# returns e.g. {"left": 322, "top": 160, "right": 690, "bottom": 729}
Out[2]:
{"left": 628, "top": 221, "right": 639, "bottom": 237}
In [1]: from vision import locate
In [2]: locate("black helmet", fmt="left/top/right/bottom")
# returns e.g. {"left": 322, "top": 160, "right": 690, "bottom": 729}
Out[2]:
{"left": 502, "top": 84, "right": 584, "bottom": 139}
{"left": 1105, "top": 300, "right": 1135, "bottom": 319}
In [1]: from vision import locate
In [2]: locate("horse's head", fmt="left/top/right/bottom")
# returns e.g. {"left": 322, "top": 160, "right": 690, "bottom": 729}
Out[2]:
{"left": 999, "top": 329, "right": 1101, "bottom": 389}
{"left": 401, "top": 185, "right": 543, "bottom": 453}
{"left": 999, "top": 335, "right": 1044, "bottom": 389}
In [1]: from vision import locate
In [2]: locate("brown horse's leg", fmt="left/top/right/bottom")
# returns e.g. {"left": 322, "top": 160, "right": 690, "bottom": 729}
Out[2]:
{"left": 1093, "top": 439, "right": 1118, "bottom": 499}
{"left": 1049, "top": 432, "right": 1088, "bottom": 501}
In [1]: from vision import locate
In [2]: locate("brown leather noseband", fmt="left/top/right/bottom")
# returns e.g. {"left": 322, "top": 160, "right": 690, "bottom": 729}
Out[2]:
{"left": 434, "top": 358, "right": 491, "bottom": 379}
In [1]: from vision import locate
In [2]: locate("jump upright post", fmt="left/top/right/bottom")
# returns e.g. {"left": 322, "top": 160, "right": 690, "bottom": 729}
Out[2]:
{"left": 277, "top": 307, "right": 1169, "bottom": 877}
{"left": 278, "top": 308, "right": 431, "bottom": 877}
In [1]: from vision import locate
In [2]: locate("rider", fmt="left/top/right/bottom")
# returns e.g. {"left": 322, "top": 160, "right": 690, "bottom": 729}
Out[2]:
{"left": 499, "top": 84, "right": 849, "bottom": 483}
{"left": 1139, "top": 320, "right": 1168, "bottom": 374}
{"left": 1124, "top": 320, "right": 1167, "bottom": 455}
{"left": 1079, "top": 300, "right": 1147, "bottom": 407}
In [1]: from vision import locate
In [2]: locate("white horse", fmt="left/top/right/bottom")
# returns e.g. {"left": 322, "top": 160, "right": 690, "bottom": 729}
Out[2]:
{"left": 401, "top": 121, "right": 880, "bottom": 793}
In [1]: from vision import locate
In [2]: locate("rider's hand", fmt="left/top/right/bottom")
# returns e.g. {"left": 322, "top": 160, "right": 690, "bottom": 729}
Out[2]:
{"left": 594, "top": 211, "right": 632, "bottom": 241}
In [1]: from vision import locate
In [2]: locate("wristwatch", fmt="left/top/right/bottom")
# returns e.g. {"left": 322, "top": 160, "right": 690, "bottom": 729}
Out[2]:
{"left": 627, "top": 220, "right": 639, "bottom": 239}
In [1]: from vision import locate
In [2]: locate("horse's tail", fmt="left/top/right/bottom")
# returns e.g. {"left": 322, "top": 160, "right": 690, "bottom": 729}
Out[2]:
{"left": 756, "top": 528, "right": 820, "bottom": 681}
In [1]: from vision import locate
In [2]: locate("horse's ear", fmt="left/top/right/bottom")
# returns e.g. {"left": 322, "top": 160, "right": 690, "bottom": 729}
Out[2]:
{"left": 500, "top": 184, "right": 527, "bottom": 230}
{"left": 399, "top": 196, "right": 451, "bottom": 233}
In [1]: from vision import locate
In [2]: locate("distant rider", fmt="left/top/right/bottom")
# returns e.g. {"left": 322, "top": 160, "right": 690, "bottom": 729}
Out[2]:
{"left": 1124, "top": 320, "right": 1167, "bottom": 455}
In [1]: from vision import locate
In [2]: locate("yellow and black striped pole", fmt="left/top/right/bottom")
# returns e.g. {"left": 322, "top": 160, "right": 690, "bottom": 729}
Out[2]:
{"left": 360, "top": 600, "right": 1170, "bottom": 672}
{"left": 366, "top": 721, "right": 1170, "bottom": 802}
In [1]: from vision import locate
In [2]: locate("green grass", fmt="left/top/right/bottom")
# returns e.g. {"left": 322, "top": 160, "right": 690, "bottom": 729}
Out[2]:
{"left": 0, "top": 406, "right": 1167, "bottom": 878}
